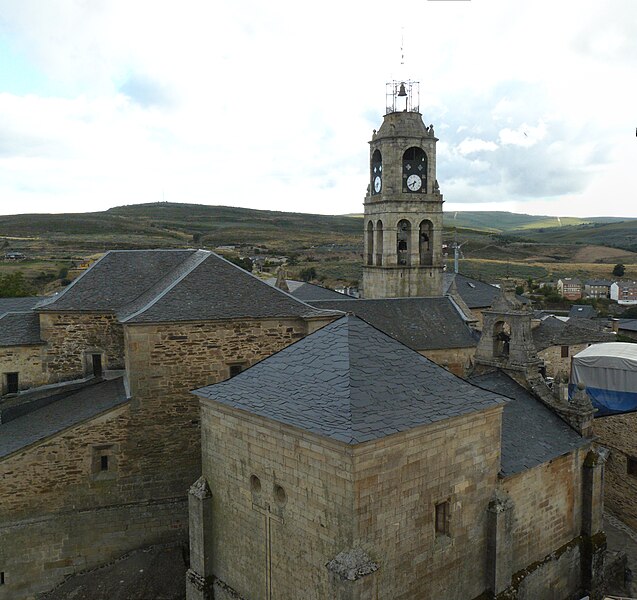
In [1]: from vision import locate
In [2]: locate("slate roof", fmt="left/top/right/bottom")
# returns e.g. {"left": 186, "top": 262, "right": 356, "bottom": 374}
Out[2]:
{"left": 194, "top": 315, "right": 505, "bottom": 444}
{"left": 31, "top": 249, "right": 337, "bottom": 322}
{"left": 122, "top": 252, "right": 339, "bottom": 323}
{"left": 618, "top": 319, "right": 637, "bottom": 333}
{"left": 532, "top": 316, "right": 614, "bottom": 351}
{"left": 443, "top": 273, "right": 530, "bottom": 308}
{"left": 0, "top": 296, "right": 42, "bottom": 315}
{"left": 37, "top": 250, "right": 197, "bottom": 312}
{"left": 265, "top": 279, "right": 351, "bottom": 301}
{"left": 469, "top": 371, "right": 588, "bottom": 477}
{"left": 569, "top": 305, "right": 596, "bottom": 319}
{"left": 0, "top": 377, "right": 128, "bottom": 459}
{"left": 309, "top": 297, "right": 477, "bottom": 350}
{"left": 0, "top": 311, "right": 43, "bottom": 346}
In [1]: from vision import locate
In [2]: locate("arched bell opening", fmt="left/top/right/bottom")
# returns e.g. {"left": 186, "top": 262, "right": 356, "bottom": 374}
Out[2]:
{"left": 375, "top": 220, "right": 384, "bottom": 266}
{"left": 371, "top": 149, "right": 382, "bottom": 196}
{"left": 402, "top": 147, "right": 427, "bottom": 193}
{"left": 419, "top": 220, "right": 433, "bottom": 266}
{"left": 366, "top": 221, "right": 374, "bottom": 265}
{"left": 397, "top": 219, "right": 411, "bottom": 266}
{"left": 493, "top": 320, "right": 511, "bottom": 358}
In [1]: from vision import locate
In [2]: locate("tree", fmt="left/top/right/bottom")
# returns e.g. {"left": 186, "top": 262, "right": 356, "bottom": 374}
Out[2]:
{"left": 613, "top": 263, "right": 625, "bottom": 277}
{"left": 223, "top": 255, "right": 253, "bottom": 273}
{"left": 299, "top": 267, "right": 317, "bottom": 282}
{"left": 0, "top": 272, "right": 33, "bottom": 297}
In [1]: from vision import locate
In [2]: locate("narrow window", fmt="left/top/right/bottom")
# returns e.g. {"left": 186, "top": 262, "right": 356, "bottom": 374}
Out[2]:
{"left": 100, "top": 455, "right": 109, "bottom": 471}
{"left": 397, "top": 220, "right": 411, "bottom": 266}
{"left": 435, "top": 501, "right": 450, "bottom": 536}
{"left": 229, "top": 364, "right": 244, "bottom": 378}
{"left": 561, "top": 345, "right": 569, "bottom": 358}
{"left": 375, "top": 220, "right": 384, "bottom": 266}
{"left": 6, "top": 372, "right": 18, "bottom": 394}
{"left": 627, "top": 457, "right": 637, "bottom": 477}
{"left": 366, "top": 221, "right": 374, "bottom": 265}
{"left": 92, "top": 354, "right": 103, "bottom": 377}
{"left": 0, "top": 572, "right": 4, "bottom": 585}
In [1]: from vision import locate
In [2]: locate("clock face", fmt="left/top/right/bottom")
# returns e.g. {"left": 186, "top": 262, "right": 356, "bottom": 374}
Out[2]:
{"left": 374, "top": 176, "right": 381, "bottom": 193}
{"left": 406, "top": 174, "right": 422, "bottom": 192}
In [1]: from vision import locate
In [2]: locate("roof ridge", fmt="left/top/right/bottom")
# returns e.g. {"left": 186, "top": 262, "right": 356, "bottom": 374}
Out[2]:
{"left": 119, "top": 250, "right": 210, "bottom": 322}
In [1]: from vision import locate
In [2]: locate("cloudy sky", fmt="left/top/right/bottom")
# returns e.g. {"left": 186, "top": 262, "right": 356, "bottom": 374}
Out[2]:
{"left": 0, "top": 0, "right": 635, "bottom": 218}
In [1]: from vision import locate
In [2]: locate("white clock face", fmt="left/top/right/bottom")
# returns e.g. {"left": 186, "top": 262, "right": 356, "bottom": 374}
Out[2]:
{"left": 374, "top": 176, "right": 381, "bottom": 193}
{"left": 407, "top": 174, "right": 422, "bottom": 191}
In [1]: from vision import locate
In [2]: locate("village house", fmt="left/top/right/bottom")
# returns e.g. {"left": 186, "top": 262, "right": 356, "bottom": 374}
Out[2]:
{"left": 584, "top": 279, "right": 612, "bottom": 299}
{"left": 557, "top": 277, "right": 583, "bottom": 300}
{"left": 611, "top": 280, "right": 637, "bottom": 305}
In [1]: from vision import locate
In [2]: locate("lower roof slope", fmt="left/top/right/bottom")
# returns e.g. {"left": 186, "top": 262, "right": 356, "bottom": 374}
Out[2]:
{"left": 470, "top": 371, "right": 588, "bottom": 477}
{"left": 0, "top": 311, "right": 43, "bottom": 347}
{"left": 0, "top": 377, "right": 128, "bottom": 459}
{"left": 0, "top": 296, "right": 42, "bottom": 316}
{"left": 309, "top": 297, "right": 477, "bottom": 350}
{"left": 194, "top": 315, "right": 505, "bottom": 445}
{"left": 443, "top": 273, "right": 530, "bottom": 308}
{"left": 532, "top": 316, "right": 614, "bottom": 351}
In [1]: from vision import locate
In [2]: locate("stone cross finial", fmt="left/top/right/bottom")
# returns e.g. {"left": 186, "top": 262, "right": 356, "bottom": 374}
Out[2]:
{"left": 275, "top": 266, "right": 289, "bottom": 292}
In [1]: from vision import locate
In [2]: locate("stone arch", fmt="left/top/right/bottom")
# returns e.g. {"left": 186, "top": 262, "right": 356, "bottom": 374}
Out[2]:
{"left": 493, "top": 320, "right": 511, "bottom": 358}
{"left": 397, "top": 219, "right": 411, "bottom": 266}
{"left": 366, "top": 221, "right": 374, "bottom": 265}
{"left": 419, "top": 220, "right": 433, "bottom": 266}
{"left": 375, "top": 220, "right": 383, "bottom": 266}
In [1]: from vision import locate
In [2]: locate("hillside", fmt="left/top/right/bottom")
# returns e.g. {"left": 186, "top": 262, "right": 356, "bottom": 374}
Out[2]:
{"left": 1, "top": 202, "right": 636, "bottom": 292}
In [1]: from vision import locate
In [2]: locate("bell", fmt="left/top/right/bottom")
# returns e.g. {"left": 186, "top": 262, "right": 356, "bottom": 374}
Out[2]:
{"left": 397, "top": 82, "right": 407, "bottom": 97}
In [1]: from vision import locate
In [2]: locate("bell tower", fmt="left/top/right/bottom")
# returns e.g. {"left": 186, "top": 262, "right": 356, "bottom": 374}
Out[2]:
{"left": 362, "top": 81, "right": 444, "bottom": 298}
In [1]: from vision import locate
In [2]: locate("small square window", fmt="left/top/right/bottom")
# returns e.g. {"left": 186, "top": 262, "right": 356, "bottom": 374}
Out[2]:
{"left": 91, "top": 445, "right": 117, "bottom": 480}
{"left": 435, "top": 501, "right": 450, "bottom": 537}
{"left": 229, "top": 364, "right": 244, "bottom": 378}
{"left": 561, "top": 346, "right": 569, "bottom": 358}
{"left": 627, "top": 457, "right": 637, "bottom": 477}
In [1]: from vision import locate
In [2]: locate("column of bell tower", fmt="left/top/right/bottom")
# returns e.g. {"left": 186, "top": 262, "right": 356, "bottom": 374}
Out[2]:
{"left": 362, "top": 81, "right": 444, "bottom": 299}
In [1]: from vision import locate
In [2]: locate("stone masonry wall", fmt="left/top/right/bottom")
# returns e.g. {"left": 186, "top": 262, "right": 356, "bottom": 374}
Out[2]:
{"left": 0, "top": 345, "right": 45, "bottom": 395}
{"left": 0, "top": 404, "right": 131, "bottom": 521}
{"left": 354, "top": 406, "right": 502, "bottom": 600}
{"left": 421, "top": 346, "right": 476, "bottom": 377}
{"left": 122, "top": 317, "right": 326, "bottom": 502}
{"left": 500, "top": 450, "right": 585, "bottom": 579}
{"left": 39, "top": 312, "right": 125, "bottom": 382}
{"left": 538, "top": 343, "right": 588, "bottom": 380}
{"left": 0, "top": 497, "right": 186, "bottom": 600}
{"left": 594, "top": 413, "right": 637, "bottom": 529}
{"left": 199, "top": 401, "right": 355, "bottom": 600}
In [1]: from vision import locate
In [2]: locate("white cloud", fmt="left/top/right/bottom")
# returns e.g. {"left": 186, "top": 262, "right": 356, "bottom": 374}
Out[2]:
{"left": 457, "top": 138, "right": 498, "bottom": 156}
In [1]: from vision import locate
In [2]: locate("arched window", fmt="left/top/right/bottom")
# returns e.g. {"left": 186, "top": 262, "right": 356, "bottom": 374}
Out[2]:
{"left": 402, "top": 147, "right": 427, "bottom": 193}
{"left": 375, "top": 220, "right": 383, "bottom": 266}
{"left": 397, "top": 220, "right": 411, "bottom": 266}
{"left": 493, "top": 321, "right": 511, "bottom": 358}
{"left": 371, "top": 149, "right": 382, "bottom": 196}
{"left": 366, "top": 221, "right": 374, "bottom": 265}
{"left": 419, "top": 220, "right": 433, "bottom": 266}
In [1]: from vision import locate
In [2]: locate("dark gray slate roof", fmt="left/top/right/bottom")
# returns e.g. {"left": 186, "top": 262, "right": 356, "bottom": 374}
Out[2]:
{"left": 0, "top": 311, "right": 43, "bottom": 346}
{"left": 618, "top": 319, "right": 637, "bottom": 332}
{"left": 122, "top": 252, "right": 338, "bottom": 323}
{"left": 0, "top": 296, "right": 42, "bottom": 315}
{"left": 265, "top": 279, "right": 351, "bottom": 301}
{"left": 37, "top": 250, "right": 198, "bottom": 312}
{"left": 309, "top": 297, "right": 477, "bottom": 350}
{"left": 569, "top": 305, "right": 596, "bottom": 319}
{"left": 0, "top": 377, "right": 128, "bottom": 459}
{"left": 470, "top": 371, "right": 588, "bottom": 477}
{"left": 194, "top": 315, "right": 505, "bottom": 444}
{"left": 533, "top": 316, "right": 615, "bottom": 351}
{"left": 443, "top": 273, "right": 530, "bottom": 308}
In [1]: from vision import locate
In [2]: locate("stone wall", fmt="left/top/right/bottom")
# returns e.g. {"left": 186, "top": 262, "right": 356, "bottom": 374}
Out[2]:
{"left": 538, "top": 343, "right": 588, "bottom": 379}
{"left": 196, "top": 400, "right": 503, "bottom": 600}
{"left": 421, "top": 346, "right": 476, "bottom": 377}
{"left": 594, "top": 413, "right": 637, "bottom": 529}
{"left": 199, "top": 400, "right": 355, "bottom": 600}
{"left": 0, "top": 404, "right": 130, "bottom": 520}
{"left": 499, "top": 450, "right": 586, "bottom": 595}
{"left": 122, "top": 317, "right": 326, "bottom": 502}
{"left": 0, "top": 345, "right": 45, "bottom": 395}
{"left": 39, "top": 312, "right": 125, "bottom": 382}
{"left": 0, "top": 497, "right": 187, "bottom": 600}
